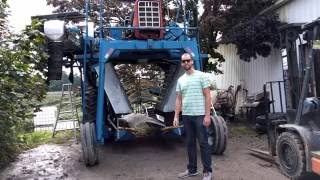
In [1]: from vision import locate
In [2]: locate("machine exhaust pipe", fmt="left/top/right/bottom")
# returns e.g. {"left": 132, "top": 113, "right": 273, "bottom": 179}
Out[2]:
{"left": 47, "top": 42, "right": 63, "bottom": 80}
{"left": 44, "top": 20, "right": 65, "bottom": 80}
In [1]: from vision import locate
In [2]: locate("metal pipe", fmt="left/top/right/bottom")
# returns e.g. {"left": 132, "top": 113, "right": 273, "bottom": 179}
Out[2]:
{"left": 295, "top": 26, "right": 317, "bottom": 124}
{"left": 81, "top": 0, "right": 89, "bottom": 125}
{"left": 182, "top": 0, "right": 187, "bottom": 41}
{"left": 279, "top": 32, "right": 288, "bottom": 110}
{"left": 95, "top": 0, "right": 107, "bottom": 144}
{"left": 108, "top": 118, "right": 118, "bottom": 130}
{"left": 278, "top": 81, "right": 284, "bottom": 113}
{"left": 103, "top": 26, "right": 198, "bottom": 30}
{"left": 310, "top": 26, "right": 319, "bottom": 97}
{"left": 270, "top": 82, "right": 275, "bottom": 113}
{"left": 259, "top": 0, "right": 293, "bottom": 16}
{"left": 117, "top": 116, "right": 120, "bottom": 139}
{"left": 99, "top": 0, "right": 103, "bottom": 39}
{"left": 96, "top": 60, "right": 106, "bottom": 143}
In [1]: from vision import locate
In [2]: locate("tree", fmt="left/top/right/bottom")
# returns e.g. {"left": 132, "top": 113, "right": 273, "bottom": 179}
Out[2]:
{"left": 0, "top": 0, "right": 48, "bottom": 167}
{"left": 200, "top": 0, "right": 281, "bottom": 63}
{"left": 0, "top": 0, "right": 9, "bottom": 39}
{"left": 46, "top": 0, "right": 281, "bottom": 68}
{"left": 47, "top": 0, "right": 133, "bottom": 25}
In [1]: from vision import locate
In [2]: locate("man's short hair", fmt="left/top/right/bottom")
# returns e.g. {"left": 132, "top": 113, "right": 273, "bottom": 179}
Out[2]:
{"left": 181, "top": 52, "right": 193, "bottom": 60}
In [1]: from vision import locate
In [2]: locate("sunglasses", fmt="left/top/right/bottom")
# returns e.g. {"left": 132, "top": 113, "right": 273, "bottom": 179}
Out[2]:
{"left": 181, "top": 59, "right": 192, "bottom": 63}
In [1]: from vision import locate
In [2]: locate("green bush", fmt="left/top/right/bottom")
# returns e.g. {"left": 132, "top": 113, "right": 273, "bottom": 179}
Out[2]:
{"left": 19, "top": 131, "right": 52, "bottom": 148}
{"left": 0, "top": 0, "right": 48, "bottom": 169}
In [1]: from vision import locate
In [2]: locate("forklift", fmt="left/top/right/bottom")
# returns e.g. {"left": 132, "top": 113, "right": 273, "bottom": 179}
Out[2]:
{"left": 259, "top": 18, "right": 320, "bottom": 179}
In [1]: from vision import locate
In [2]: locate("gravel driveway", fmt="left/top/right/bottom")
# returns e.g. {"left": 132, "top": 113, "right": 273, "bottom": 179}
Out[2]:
{"left": 0, "top": 131, "right": 290, "bottom": 180}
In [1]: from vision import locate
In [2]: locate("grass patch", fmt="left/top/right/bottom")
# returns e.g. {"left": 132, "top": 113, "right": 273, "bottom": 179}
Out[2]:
{"left": 20, "top": 131, "right": 52, "bottom": 148}
{"left": 20, "top": 130, "right": 78, "bottom": 149}
{"left": 28, "top": 91, "right": 81, "bottom": 146}
{"left": 50, "top": 130, "right": 79, "bottom": 144}
{"left": 229, "top": 123, "right": 257, "bottom": 137}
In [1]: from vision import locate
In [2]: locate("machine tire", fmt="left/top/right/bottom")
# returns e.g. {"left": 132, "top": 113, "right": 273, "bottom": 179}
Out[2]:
{"left": 84, "top": 86, "right": 97, "bottom": 123}
{"left": 207, "top": 115, "right": 228, "bottom": 155}
{"left": 276, "top": 132, "right": 306, "bottom": 178}
{"left": 83, "top": 68, "right": 98, "bottom": 123}
{"left": 80, "top": 122, "right": 99, "bottom": 166}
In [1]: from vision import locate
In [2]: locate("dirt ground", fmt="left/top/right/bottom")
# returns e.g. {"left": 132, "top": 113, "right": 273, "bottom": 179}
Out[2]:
{"left": 0, "top": 126, "right": 292, "bottom": 180}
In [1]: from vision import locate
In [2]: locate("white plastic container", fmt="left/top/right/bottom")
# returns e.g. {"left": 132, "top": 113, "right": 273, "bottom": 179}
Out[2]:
{"left": 44, "top": 20, "right": 65, "bottom": 41}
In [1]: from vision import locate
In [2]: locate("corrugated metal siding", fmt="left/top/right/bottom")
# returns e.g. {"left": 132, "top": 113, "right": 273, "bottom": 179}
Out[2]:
{"left": 243, "top": 48, "right": 283, "bottom": 94}
{"left": 215, "top": 44, "right": 285, "bottom": 112}
{"left": 210, "top": 0, "right": 320, "bottom": 113}
{"left": 215, "top": 44, "right": 283, "bottom": 93}
{"left": 277, "top": 0, "right": 320, "bottom": 23}
{"left": 213, "top": 44, "right": 246, "bottom": 112}
{"left": 214, "top": 44, "right": 244, "bottom": 90}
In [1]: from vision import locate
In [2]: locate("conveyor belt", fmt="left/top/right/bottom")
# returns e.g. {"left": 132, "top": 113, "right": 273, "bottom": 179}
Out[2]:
{"left": 95, "top": 63, "right": 133, "bottom": 114}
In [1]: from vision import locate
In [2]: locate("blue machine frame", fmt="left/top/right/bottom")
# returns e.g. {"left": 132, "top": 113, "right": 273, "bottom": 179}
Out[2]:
{"left": 81, "top": 0, "right": 208, "bottom": 144}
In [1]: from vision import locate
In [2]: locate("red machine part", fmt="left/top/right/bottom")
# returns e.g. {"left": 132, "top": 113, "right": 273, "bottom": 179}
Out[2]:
{"left": 133, "top": 0, "right": 164, "bottom": 39}
{"left": 311, "top": 152, "right": 320, "bottom": 176}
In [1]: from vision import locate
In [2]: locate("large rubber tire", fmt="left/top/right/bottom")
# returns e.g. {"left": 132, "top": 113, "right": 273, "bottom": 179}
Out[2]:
{"left": 208, "top": 115, "right": 228, "bottom": 155}
{"left": 80, "top": 122, "right": 99, "bottom": 166}
{"left": 276, "top": 132, "right": 306, "bottom": 178}
{"left": 83, "top": 68, "right": 98, "bottom": 123}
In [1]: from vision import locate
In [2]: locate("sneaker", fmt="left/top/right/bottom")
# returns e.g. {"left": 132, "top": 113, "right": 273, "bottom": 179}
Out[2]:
{"left": 202, "top": 172, "right": 212, "bottom": 180}
{"left": 178, "top": 170, "right": 198, "bottom": 178}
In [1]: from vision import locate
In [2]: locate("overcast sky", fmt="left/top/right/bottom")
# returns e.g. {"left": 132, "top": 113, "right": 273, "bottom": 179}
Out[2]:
{"left": 8, "top": 0, "right": 54, "bottom": 32}
{"left": 7, "top": 0, "right": 77, "bottom": 75}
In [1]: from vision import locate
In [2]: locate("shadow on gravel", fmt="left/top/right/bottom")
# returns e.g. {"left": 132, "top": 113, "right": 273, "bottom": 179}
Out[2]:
{"left": 103, "top": 135, "right": 185, "bottom": 153}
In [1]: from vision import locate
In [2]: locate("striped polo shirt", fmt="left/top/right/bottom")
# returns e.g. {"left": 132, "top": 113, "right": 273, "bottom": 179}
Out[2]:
{"left": 176, "top": 70, "right": 210, "bottom": 115}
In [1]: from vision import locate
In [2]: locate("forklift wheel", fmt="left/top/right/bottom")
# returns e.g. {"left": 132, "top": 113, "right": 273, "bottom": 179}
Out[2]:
{"left": 208, "top": 115, "right": 228, "bottom": 155}
{"left": 81, "top": 122, "right": 99, "bottom": 166}
{"left": 276, "top": 132, "right": 306, "bottom": 178}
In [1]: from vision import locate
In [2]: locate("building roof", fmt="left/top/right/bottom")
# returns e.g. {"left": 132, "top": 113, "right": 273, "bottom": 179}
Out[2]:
{"left": 259, "top": 0, "right": 294, "bottom": 15}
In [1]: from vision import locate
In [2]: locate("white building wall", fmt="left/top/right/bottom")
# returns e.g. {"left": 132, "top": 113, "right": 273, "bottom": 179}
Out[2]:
{"left": 214, "top": 44, "right": 285, "bottom": 112}
{"left": 242, "top": 48, "right": 286, "bottom": 113}
{"left": 215, "top": 44, "right": 283, "bottom": 93}
{"left": 213, "top": 44, "right": 245, "bottom": 90}
{"left": 242, "top": 48, "right": 283, "bottom": 94}
{"left": 210, "top": 0, "right": 320, "bottom": 113}
{"left": 277, "top": 0, "right": 320, "bottom": 23}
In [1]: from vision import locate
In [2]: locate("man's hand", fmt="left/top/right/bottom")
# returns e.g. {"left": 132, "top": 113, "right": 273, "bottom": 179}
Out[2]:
{"left": 173, "top": 117, "right": 179, "bottom": 127}
{"left": 203, "top": 115, "right": 211, "bottom": 127}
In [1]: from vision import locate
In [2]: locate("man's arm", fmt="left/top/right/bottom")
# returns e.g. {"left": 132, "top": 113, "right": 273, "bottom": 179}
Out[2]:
{"left": 203, "top": 87, "right": 211, "bottom": 127}
{"left": 173, "top": 92, "right": 182, "bottom": 127}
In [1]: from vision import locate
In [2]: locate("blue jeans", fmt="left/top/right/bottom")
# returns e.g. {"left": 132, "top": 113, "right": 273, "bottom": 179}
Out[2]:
{"left": 182, "top": 115, "right": 212, "bottom": 173}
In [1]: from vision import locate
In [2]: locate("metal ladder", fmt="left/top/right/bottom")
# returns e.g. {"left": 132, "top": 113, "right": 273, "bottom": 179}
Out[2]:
{"left": 52, "top": 83, "right": 80, "bottom": 142}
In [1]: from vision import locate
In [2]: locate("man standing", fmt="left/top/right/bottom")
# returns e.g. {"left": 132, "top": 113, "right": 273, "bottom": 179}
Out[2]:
{"left": 173, "top": 53, "right": 212, "bottom": 180}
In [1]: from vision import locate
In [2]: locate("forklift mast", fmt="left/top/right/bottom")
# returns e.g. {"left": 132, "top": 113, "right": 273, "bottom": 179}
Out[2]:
{"left": 281, "top": 20, "right": 320, "bottom": 110}
{"left": 274, "top": 18, "right": 320, "bottom": 178}
{"left": 293, "top": 19, "right": 320, "bottom": 124}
